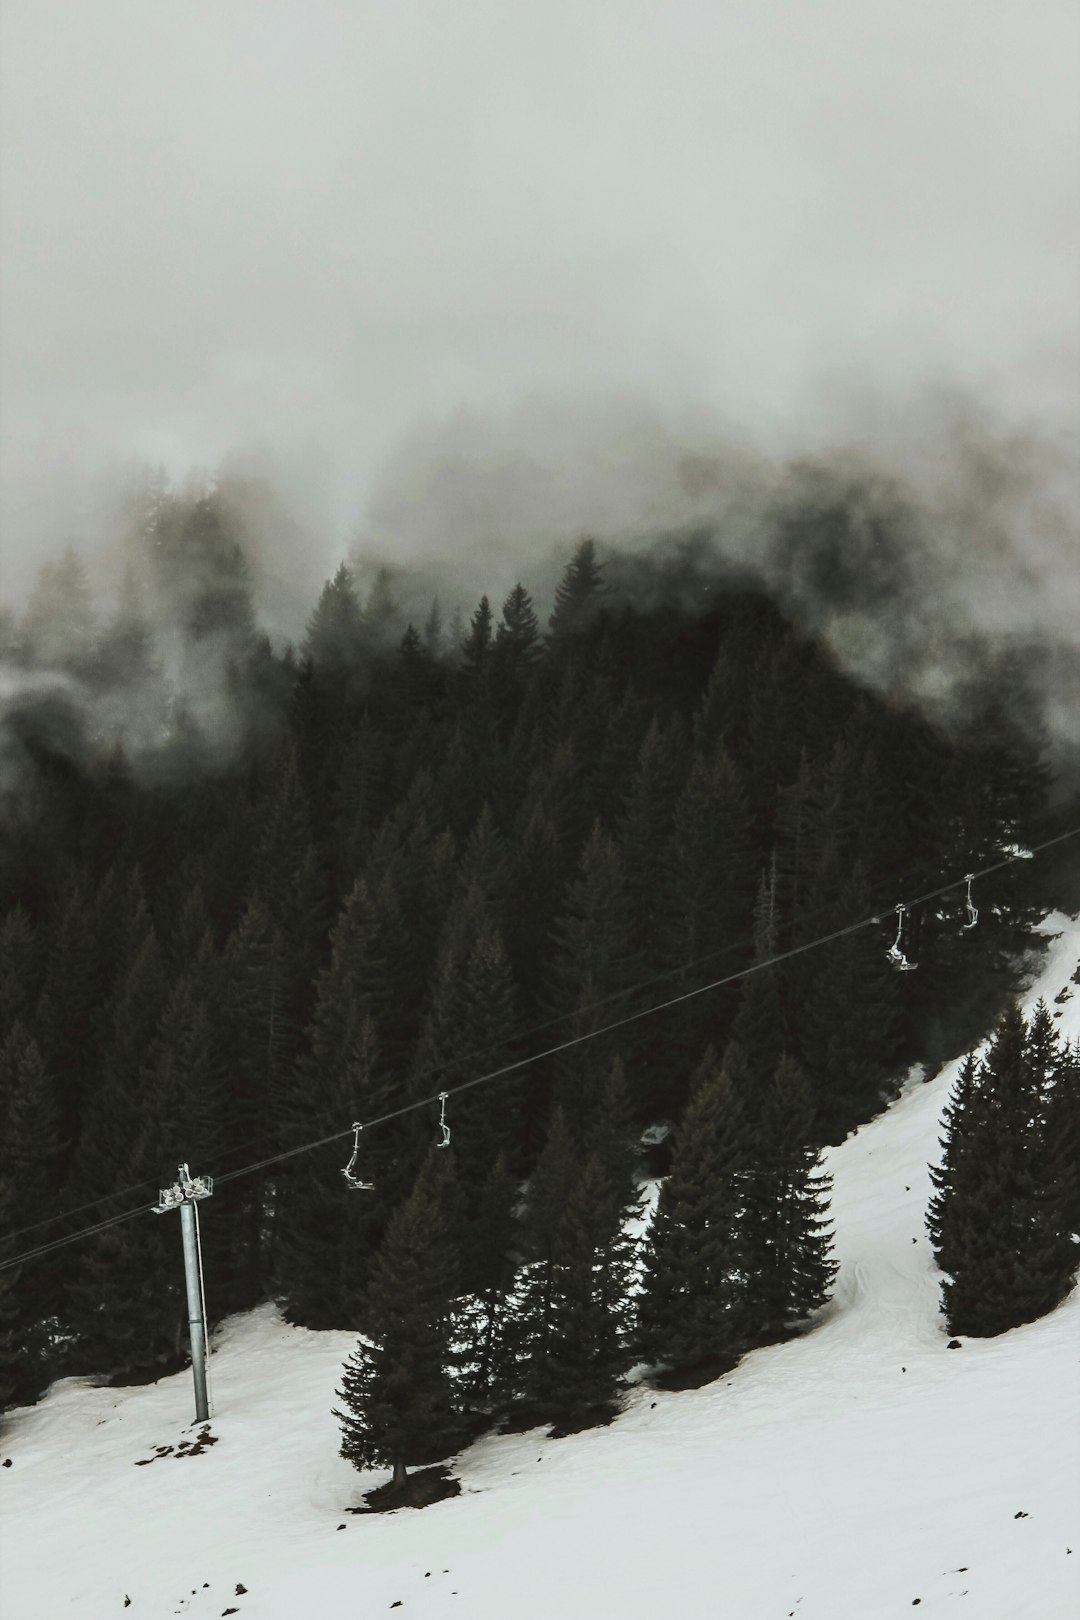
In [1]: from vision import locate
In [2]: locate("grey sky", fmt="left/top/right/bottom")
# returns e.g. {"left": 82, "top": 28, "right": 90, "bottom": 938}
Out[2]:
{"left": 1, "top": 0, "right": 1077, "bottom": 587}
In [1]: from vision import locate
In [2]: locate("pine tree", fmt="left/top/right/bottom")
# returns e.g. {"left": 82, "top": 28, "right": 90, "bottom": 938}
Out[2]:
{"left": 218, "top": 897, "right": 300, "bottom": 1303}
{"left": 32, "top": 871, "right": 100, "bottom": 1144}
{"left": 417, "top": 597, "right": 442, "bottom": 658}
{"left": 508, "top": 1100, "right": 637, "bottom": 1424}
{"left": 740, "top": 1055, "right": 837, "bottom": 1344}
{"left": 276, "top": 875, "right": 406, "bottom": 1326}
{"left": 617, "top": 715, "right": 688, "bottom": 972}
{"left": 513, "top": 1151, "right": 637, "bottom": 1422}
{"left": 794, "top": 857, "right": 902, "bottom": 1141}
{"left": 1044, "top": 1040, "right": 1080, "bottom": 1240}
{"left": 453, "top": 1151, "right": 520, "bottom": 1402}
{"left": 335, "top": 1148, "right": 461, "bottom": 1487}
{"left": 362, "top": 565, "right": 403, "bottom": 647}
{"left": 408, "top": 885, "right": 521, "bottom": 1195}
{"left": 728, "top": 861, "right": 787, "bottom": 1131}
{"left": 547, "top": 538, "right": 604, "bottom": 646}
{"left": 927, "top": 1003, "right": 1078, "bottom": 1337}
{"left": 96, "top": 563, "right": 157, "bottom": 690}
{"left": 21, "top": 547, "right": 96, "bottom": 671}
{"left": 637, "top": 1048, "right": 749, "bottom": 1373}
{"left": 494, "top": 583, "right": 541, "bottom": 678}
{"left": 396, "top": 624, "right": 440, "bottom": 710}
{"left": 462, "top": 595, "right": 494, "bottom": 677}
{"left": 658, "top": 743, "right": 756, "bottom": 1073}
{"left": 507, "top": 801, "right": 564, "bottom": 1016}
{"left": 547, "top": 822, "right": 639, "bottom": 1132}
{"left": 302, "top": 562, "right": 365, "bottom": 673}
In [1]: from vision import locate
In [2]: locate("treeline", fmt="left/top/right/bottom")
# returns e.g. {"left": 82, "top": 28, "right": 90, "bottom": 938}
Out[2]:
{"left": 0, "top": 486, "right": 1053, "bottom": 1408}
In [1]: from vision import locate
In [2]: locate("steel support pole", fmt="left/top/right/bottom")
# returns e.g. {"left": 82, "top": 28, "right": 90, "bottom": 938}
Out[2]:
{"left": 178, "top": 1198, "right": 210, "bottom": 1423}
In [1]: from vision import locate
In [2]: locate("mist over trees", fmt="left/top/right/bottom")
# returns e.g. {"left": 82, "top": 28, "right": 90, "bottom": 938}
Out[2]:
{"left": 0, "top": 490, "right": 1069, "bottom": 1447}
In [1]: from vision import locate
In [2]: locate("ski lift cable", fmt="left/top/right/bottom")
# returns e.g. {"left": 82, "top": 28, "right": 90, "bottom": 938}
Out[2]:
{"left": 0, "top": 832, "right": 943, "bottom": 1250}
{"left": 4, "top": 820, "right": 1080, "bottom": 1275}
{"left": 213, "top": 824, "right": 1080, "bottom": 1190}
{"left": 0, "top": 1199, "right": 155, "bottom": 1275}
{"left": 0, "top": 1174, "right": 169, "bottom": 1250}
{"left": 167, "top": 824, "right": 1072, "bottom": 1196}
{"left": 0, "top": 827, "right": 991, "bottom": 1251}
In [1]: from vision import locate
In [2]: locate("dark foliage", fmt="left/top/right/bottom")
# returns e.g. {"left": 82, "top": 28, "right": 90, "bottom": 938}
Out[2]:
{"left": 927, "top": 1002, "right": 1079, "bottom": 1337}
{"left": 0, "top": 517, "right": 1054, "bottom": 1418}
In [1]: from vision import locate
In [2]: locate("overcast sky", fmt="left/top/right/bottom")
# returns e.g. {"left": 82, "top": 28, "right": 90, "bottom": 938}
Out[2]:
{"left": 1, "top": 0, "right": 1077, "bottom": 586}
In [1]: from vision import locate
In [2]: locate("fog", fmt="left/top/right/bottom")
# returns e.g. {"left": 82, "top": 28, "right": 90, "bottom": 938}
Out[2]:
{"left": 1, "top": 1, "right": 1078, "bottom": 761}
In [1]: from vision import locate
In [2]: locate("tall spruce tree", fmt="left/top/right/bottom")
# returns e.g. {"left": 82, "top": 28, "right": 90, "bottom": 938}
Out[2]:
{"left": 637, "top": 1048, "right": 749, "bottom": 1373}
{"left": 512, "top": 1150, "right": 637, "bottom": 1423}
{"left": 335, "top": 1148, "right": 461, "bottom": 1487}
{"left": 927, "top": 1003, "right": 1078, "bottom": 1337}
{"left": 494, "top": 583, "right": 541, "bottom": 681}
{"left": 547, "top": 538, "right": 604, "bottom": 646}
{"left": 453, "top": 1151, "right": 520, "bottom": 1403}
{"left": 1044, "top": 1039, "right": 1080, "bottom": 1240}
{"left": 740, "top": 1055, "right": 837, "bottom": 1344}
{"left": 302, "top": 562, "right": 365, "bottom": 673}
{"left": 547, "top": 822, "right": 639, "bottom": 1133}
{"left": 509, "top": 1102, "right": 637, "bottom": 1425}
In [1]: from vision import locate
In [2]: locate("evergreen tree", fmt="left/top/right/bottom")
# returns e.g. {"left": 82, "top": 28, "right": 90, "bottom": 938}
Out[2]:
{"left": 21, "top": 547, "right": 96, "bottom": 671}
{"left": 335, "top": 1148, "right": 461, "bottom": 1486}
{"left": 638, "top": 1048, "right": 749, "bottom": 1372}
{"left": 463, "top": 595, "right": 494, "bottom": 677}
{"left": 1044, "top": 1040, "right": 1080, "bottom": 1240}
{"left": 793, "top": 857, "right": 902, "bottom": 1141}
{"left": 454, "top": 1151, "right": 520, "bottom": 1402}
{"left": 218, "top": 897, "right": 301, "bottom": 1303}
{"left": 396, "top": 624, "right": 440, "bottom": 710}
{"left": 409, "top": 884, "right": 521, "bottom": 1195}
{"left": 728, "top": 861, "right": 787, "bottom": 1131}
{"left": 547, "top": 822, "right": 639, "bottom": 1131}
{"left": 740, "top": 1055, "right": 837, "bottom": 1344}
{"left": 422, "top": 598, "right": 445, "bottom": 658}
{"left": 547, "top": 538, "right": 604, "bottom": 646}
{"left": 927, "top": 1003, "right": 1078, "bottom": 1337}
{"left": 276, "top": 875, "right": 406, "bottom": 1326}
{"left": 658, "top": 743, "right": 756, "bottom": 1073}
{"left": 152, "top": 494, "right": 256, "bottom": 647}
{"left": 362, "top": 565, "right": 403, "bottom": 646}
{"left": 32, "top": 871, "right": 99, "bottom": 1144}
{"left": 513, "top": 1151, "right": 637, "bottom": 1422}
{"left": 494, "top": 583, "right": 541, "bottom": 684}
{"left": 508, "top": 1100, "right": 637, "bottom": 1423}
{"left": 617, "top": 715, "right": 688, "bottom": 971}
{"left": 96, "top": 563, "right": 157, "bottom": 690}
{"left": 507, "top": 801, "right": 565, "bottom": 1015}
{"left": 302, "top": 562, "right": 365, "bottom": 673}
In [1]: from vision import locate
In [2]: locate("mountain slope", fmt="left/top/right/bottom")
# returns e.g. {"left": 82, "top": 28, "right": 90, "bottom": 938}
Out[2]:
{"left": 2, "top": 917, "right": 1079, "bottom": 1620}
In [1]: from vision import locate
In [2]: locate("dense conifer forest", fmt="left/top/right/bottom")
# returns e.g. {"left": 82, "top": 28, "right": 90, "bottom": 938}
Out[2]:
{"left": 0, "top": 483, "right": 1073, "bottom": 1469}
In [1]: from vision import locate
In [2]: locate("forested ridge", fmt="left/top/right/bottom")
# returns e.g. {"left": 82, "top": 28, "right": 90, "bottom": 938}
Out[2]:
{"left": 0, "top": 485, "right": 1067, "bottom": 1450}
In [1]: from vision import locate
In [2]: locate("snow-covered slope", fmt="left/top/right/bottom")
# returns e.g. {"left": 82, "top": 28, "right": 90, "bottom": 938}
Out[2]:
{"left": 3, "top": 918, "right": 1080, "bottom": 1620}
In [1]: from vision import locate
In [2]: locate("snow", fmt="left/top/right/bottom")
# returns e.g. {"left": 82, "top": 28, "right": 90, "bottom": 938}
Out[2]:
{"left": 3, "top": 917, "right": 1080, "bottom": 1620}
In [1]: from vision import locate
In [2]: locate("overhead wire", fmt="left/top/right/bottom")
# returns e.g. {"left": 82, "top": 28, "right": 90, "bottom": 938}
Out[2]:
{"left": 5, "top": 819, "right": 1078, "bottom": 1277}
{"left": 0, "top": 825, "right": 976, "bottom": 1249}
